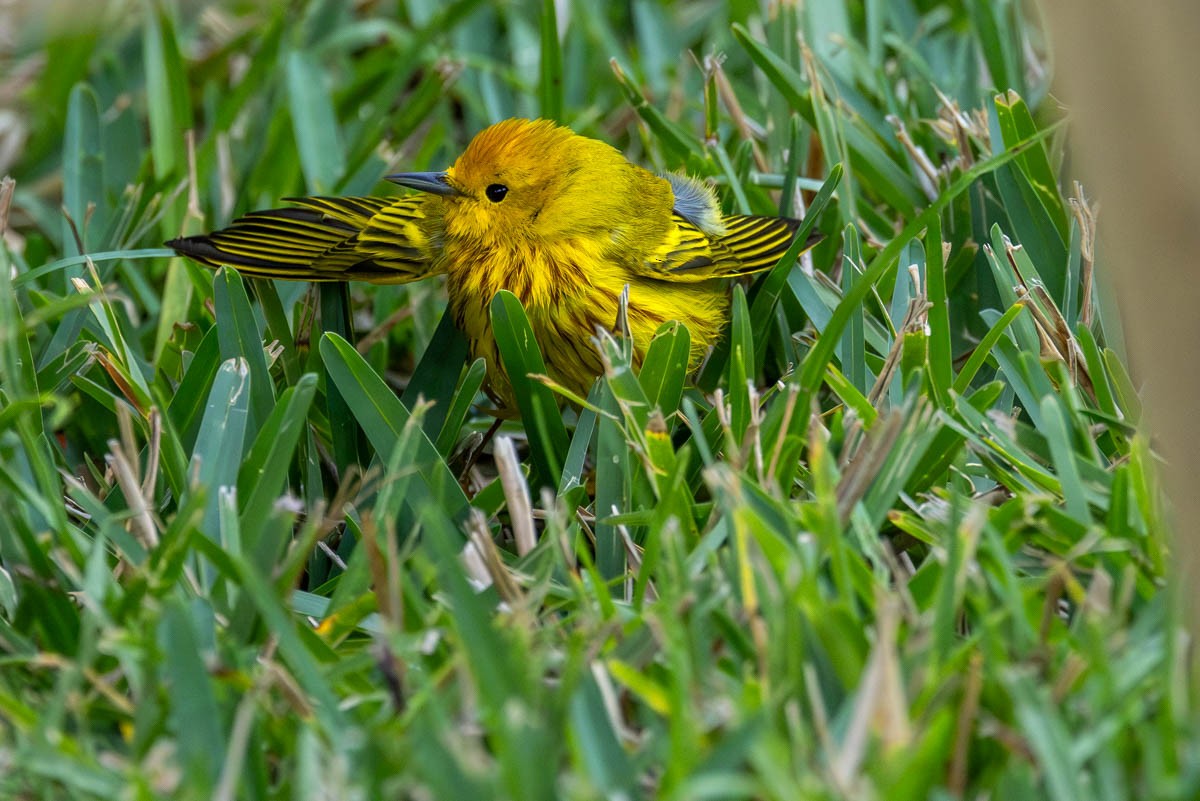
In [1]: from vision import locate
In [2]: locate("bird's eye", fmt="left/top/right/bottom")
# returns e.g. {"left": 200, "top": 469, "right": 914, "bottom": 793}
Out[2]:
{"left": 485, "top": 183, "right": 509, "bottom": 203}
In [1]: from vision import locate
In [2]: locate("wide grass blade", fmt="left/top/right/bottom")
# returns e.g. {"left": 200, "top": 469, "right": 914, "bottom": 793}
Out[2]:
{"left": 319, "top": 332, "right": 470, "bottom": 523}
{"left": 639, "top": 320, "right": 690, "bottom": 418}
{"left": 191, "top": 359, "right": 252, "bottom": 540}
{"left": 143, "top": 5, "right": 192, "bottom": 182}
{"left": 237, "top": 373, "right": 318, "bottom": 536}
{"left": 538, "top": 0, "right": 563, "bottom": 120}
{"left": 286, "top": 49, "right": 346, "bottom": 193}
{"left": 490, "top": 290, "right": 570, "bottom": 487}
{"left": 61, "top": 83, "right": 104, "bottom": 260}
{"left": 319, "top": 283, "right": 362, "bottom": 474}
{"left": 401, "top": 308, "right": 471, "bottom": 439}
{"left": 161, "top": 599, "right": 226, "bottom": 792}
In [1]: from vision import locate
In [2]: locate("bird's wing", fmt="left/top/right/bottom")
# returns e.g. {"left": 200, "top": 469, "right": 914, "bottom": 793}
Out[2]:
{"left": 719, "top": 215, "right": 808, "bottom": 273}
{"left": 634, "top": 213, "right": 804, "bottom": 283}
{"left": 167, "top": 196, "right": 440, "bottom": 284}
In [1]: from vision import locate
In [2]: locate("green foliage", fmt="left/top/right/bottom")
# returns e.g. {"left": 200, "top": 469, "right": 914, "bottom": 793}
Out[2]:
{"left": 1, "top": 2, "right": 1195, "bottom": 799}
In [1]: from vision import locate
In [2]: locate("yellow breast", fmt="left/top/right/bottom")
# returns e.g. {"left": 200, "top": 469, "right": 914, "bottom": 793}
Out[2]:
{"left": 441, "top": 236, "right": 726, "bottom": 408}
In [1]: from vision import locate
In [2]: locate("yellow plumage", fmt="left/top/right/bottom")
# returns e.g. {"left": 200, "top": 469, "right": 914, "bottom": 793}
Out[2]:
{"left": 168, "top": 118, "right": 820, "bottom": 409}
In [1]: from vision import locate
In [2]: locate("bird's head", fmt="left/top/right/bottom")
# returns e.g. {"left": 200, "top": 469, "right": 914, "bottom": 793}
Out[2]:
{"left": 388, "top": 118, "right": 671, "bottom": 245}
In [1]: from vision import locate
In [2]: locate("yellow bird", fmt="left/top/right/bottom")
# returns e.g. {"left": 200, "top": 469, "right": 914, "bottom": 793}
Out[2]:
{"left": 168, "top": 118, "right": 819, "bottom": 409}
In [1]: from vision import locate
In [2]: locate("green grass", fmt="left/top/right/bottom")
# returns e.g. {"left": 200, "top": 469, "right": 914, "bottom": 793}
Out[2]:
{"left": 2, "top": 1, "right": 1196, "bottom": 799}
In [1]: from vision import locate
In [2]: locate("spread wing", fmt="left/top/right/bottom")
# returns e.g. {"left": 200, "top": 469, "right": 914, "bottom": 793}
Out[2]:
{"left": 167, "top": 196, "right": 440, "bottom": 284}
{"left": 635, "top": 212, "right": 807, "bottom": 283}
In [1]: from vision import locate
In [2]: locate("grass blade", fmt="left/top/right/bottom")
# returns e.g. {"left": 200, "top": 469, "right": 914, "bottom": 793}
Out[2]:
{"left": 286, "top": 49, "right": 346, "bottom": 192}
{"left": 319, "top": 332, "right": 470, "bottom": 523}
{"left": 490, "top": 290, "right": 570, "bottom": 487}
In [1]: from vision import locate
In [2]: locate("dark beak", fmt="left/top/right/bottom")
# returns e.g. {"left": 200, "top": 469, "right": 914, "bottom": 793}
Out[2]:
{"left": 386, "top": 171, "right": 460, "bottom": 197}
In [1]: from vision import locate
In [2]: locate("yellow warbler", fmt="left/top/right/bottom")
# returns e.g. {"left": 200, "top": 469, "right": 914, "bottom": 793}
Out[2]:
{"left": 168, "top": 118, "right": 820, "bottom": 408}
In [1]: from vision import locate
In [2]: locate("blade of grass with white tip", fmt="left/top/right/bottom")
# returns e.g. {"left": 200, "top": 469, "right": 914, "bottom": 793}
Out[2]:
{"left": 251, "top": 278, "right": 301, "bottom": 385}
{"left": 213, "top": 268, "right": 275, "bottom": 430}
{"left": 559, "top": 382, "right": 602, "bottom": 496}
{"left": 598, "top": 328, "right": 651, "bottom": 433}
{"left": 924, "top": 213, "right": 953, "bottom": 401}
{"left": 190, "top": 358, "right": 251, "bottom": 550}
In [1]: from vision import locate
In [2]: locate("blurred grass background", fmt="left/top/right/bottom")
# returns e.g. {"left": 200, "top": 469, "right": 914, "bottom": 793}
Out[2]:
{"left": 1, "top": 1, "right": 1196, "bottom": 798}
